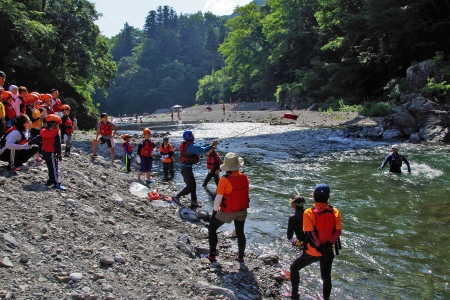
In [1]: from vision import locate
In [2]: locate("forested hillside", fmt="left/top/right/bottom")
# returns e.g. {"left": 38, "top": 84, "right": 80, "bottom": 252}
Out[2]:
{"left": 93, "top": 6, "right": 228, "bottom": 115}
{"left": 0, "top": 0, "right": 116, "bottom": 129}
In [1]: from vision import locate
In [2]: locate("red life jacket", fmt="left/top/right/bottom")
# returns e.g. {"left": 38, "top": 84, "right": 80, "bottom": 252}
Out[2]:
{"left": 5, "top": 103, "right": 16, "bottom": 121}
{"left": 99, "top": 121, "right": 112, "bottom": 136}
{"left": 139, "top": 139, "right": 154, "bottom": 157}
{"left": 40, "top": 128, "right": 59, "bottom": 152}
{"left": 45, "top": 105, "right": 55, "bottom": 115}
{"left": 64, "top": 118, "right": 74, "bottom": 134}
{"left": 179, "top": 141, "right": 199, "bottom": 164}
{"left": 122, "top": 142, "right": 132, "bottom": 154}
{"left": 206, "top": 151, "right": 220, "bottom": 169}
{"left": 311, "top": 206, "right": 336, "bottom": 244}
{"left": 53, "top": 98, "right": 62, "bottom": 112}
{"left": 0, "top": 127, "right": 27, "bottom": 147}
{"left": 220, "top": 173, "right": 250, "bottom": 213}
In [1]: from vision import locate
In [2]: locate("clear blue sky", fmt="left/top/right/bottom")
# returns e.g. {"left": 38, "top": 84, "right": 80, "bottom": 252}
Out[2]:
{"left": 92, "top": 0, "right": 253, "bottom": 37}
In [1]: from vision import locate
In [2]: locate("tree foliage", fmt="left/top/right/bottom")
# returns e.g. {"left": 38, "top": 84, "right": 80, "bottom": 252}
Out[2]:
{"left": 0, "top": 0, "right": 117, "bottom": 129}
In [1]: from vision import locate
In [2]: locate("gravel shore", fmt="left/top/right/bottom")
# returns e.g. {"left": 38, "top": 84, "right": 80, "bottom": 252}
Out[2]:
{"left": 0, "top": 105, "right": 378, "bottom": 299}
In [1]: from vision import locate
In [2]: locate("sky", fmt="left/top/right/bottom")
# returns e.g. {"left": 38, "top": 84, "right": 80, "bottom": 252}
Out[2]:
{"left": 92, "top": 0, "right": 253, "bottom": 37}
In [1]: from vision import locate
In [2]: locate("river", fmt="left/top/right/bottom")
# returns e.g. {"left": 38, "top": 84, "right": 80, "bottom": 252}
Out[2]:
{"left": 119, "top": 121, "right": 450, "bottom": 299}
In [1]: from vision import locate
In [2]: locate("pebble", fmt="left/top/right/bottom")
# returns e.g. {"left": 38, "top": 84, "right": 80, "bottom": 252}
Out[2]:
{"left": 69, "top": 272, "right": 83, "bottom": 281}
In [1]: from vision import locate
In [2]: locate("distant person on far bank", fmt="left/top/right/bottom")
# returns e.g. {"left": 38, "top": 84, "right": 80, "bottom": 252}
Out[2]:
{"left": 92, "top": 113, "right": 118, "bottom": 163}
{"left": 172, "top": 130, "right": 217, "bottom": 208}
{"left": 222, "top": 103, "right": 225, "bottom": 115}
{"left": 207, "top": 152, "right": 249, "bottom": 263}
{"left": 378, "top": 144, "right": 411, "bottom": 174}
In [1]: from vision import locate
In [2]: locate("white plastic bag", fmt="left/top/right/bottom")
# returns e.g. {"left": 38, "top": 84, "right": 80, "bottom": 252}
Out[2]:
{"left": 129, "top": 182, "right": 150, "bottom": 198}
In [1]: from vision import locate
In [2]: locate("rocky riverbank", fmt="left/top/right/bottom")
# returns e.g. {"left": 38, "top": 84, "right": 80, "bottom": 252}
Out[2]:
{"left": 0, "top": 131, "right": 287, "bottom": 300}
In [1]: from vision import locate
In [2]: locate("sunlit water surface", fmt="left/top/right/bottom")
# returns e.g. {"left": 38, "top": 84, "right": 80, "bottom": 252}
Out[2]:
{"left": 120, "top": 121, "right": 450, "bottom": 299}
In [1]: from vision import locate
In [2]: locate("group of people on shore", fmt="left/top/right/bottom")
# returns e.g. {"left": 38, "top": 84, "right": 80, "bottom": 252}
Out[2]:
{"left": 0, "top": 70, "right": 76, "bottom": 190}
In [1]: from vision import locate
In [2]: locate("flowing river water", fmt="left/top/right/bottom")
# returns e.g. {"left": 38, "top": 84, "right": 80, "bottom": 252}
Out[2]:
{"left": 119, "top": 121, "right": 450, "bottom": 299}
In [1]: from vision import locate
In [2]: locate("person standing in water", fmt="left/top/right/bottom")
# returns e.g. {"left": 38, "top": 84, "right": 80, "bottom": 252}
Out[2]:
{"left": 289, "top": 184, "right": 342, "bottom": 300}
{"left": 378, "top": 144, "right": 411, "bottom": 174}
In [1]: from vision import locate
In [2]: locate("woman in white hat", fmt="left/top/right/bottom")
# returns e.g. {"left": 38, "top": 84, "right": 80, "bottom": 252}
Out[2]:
{"left": 207, "top": 152, "right": 249, "bottom": 263}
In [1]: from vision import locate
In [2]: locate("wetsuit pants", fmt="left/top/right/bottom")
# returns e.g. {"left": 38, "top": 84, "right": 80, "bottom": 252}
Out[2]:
{"left": 208, "top": 214, "right": 246, "bottom": 259}
{"left": 42, "top": 151, "right": 60, "bottom": 186}
{"left": 290, "top": 253, "right": 333, "bottom": 299}
{"left": 177, "top": 165, "right": 197, "bottom": 202}
{"left": 163, "top": 161, "right": 174, "bottom": 179}
{"left": 0, "top": 147, "right": 39, "bottom": 167}
{"left": 203, "top": 168, "right": 220, "bottom": 186}
{"left": 125, "top": 154, "right": 131, "bottom": 172}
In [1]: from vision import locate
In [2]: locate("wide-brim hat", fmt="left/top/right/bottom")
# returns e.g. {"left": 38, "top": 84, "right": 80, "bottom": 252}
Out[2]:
{"left": 220, "top": 152, "right": 244, "bottom": 172}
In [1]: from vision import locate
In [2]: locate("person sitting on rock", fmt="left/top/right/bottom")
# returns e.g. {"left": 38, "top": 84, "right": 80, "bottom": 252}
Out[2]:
{"left": 0, "top": 114, "right": 38, "bottom": 171}
{"left": 378, "top": 144, "right": 411, "bottom": 174}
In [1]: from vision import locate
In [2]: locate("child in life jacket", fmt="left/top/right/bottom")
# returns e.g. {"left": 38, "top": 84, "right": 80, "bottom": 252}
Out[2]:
{"left": 26, "top": 94, "right": 45, "bottom": 162}
{"left": 121, "top": 134, "right": 133, "bottom": 173}
{"left": 59, "top": 104, "right": 74, "bottom": 157}
{"left": 38, "top": 114, "right": 67, "bottom": 190}
{"left": 159, "top": 136, "right": 174, "bottom": 180}
{"left": 202, "top": 146, "right": 222, "bottom": 187}
{"left": 92, "top": 113, "right": 118, "bottom": 163}
{"left": 136, "top": 127, "right": 155, "bottom": 184}
{"left": 2, "top": 91, "right": 17, "bottom": 130}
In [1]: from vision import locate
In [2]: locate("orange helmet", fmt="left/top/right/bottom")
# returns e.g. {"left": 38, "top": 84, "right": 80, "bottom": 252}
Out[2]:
{"left": 61, "top": 104, "right": 71, "bottom": 110}
{"left": 1, "top": 91, "right": 13, "bottom": 100}
{"left": 122, "top": 133, "right": 130, "bottom": 141}
{"left": 30, "top": 92, "right": 41, "bottom": 99}
{"left": 143, "top": 128, "right": 151, "bottom": 135}
{"left": 25, "top": 93, "right": 41, "bottom": 104}
{"left": 46, "top": 114, "right": 62, "bottom": 124}
{"left": 40, "top": 94, "right": 52, "bottom": 101}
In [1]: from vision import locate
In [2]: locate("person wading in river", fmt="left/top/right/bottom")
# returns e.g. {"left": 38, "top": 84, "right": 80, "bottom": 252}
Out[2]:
{"left": 378, "top": 144, "right": 411, "bottom": 174}
{"left": 288, "top": 183, "right": 342, "bottom": 300}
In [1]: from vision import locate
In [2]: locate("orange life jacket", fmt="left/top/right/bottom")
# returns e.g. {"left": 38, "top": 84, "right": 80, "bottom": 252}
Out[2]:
{"left": 179, "top": 141, "right": 199, "bottom": 164}
{"left": 220, "top": 173, "right": 250, "bottom": 213}
{"left": 64, "top": 118, "right": 74, "bottom": 134}
{"left": 122, "top": 142, "right": 132, "bottom": 154}
{"left": 52, "top": 98, "right": 61, "bottom": 112}
{"left": 5, "top": 103, "right": 16, "bottom": 121}
{"left": 159, "top": 144, "right": 173, "bottom": 163}
{"left": 311, "top": 206, "right": 336, "bottom": 244}
{"left": 206, "top": 151, "right": 221, "bottom": 170}
{"left": 148, "top": 190, "right": 160, "bottom": 200}
{"left": 139, "top": 139, "right": 154, "bottom": 157}
{"left": 40, "top": 128, "right": 59, "bottom": 152}
{"left": 0, "top": 127, "right": 27, "bottom": 147}
{"left": 99, "top": 121, "right": 112, "bottom": 136}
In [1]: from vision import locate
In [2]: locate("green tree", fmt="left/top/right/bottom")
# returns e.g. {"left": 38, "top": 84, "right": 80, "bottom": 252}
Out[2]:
{"left": 204, "top": 26, "right": 219, "bottom": 75}
{"left": 110, "top": 23, "right": 142, "bottom": 61}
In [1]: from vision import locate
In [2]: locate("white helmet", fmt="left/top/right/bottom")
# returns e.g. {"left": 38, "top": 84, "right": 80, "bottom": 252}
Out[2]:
{"left": 391, "top": 144, "right": 399, "bottom": 150}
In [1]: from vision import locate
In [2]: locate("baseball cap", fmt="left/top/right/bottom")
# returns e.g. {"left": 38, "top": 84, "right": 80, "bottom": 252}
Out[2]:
{"left": 313, "top": 183, "right": 330, "bottom": 199}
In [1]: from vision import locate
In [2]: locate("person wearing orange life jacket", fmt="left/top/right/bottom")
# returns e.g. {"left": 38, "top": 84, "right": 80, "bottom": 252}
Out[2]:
{"left": 50, "top": 89, "right": 63, "bottom": 117}
{"left": 172, "top": 130, "right": 218, "bottom": 208}
{"left": 207, "top": 152, "right": 249, "bottom": 263}
{"left": 0, "top": 115, "right": 38, "bottom": 171}
{"left": 25, "top": 94, "right": 45, "bottom": 163}
{"left": 92, "top": 113, "right": 118, "bottom": 163}
{"left": 288, "top": 184, "right": 342, "bottom": 300}
{"left": 40, "top": 94, "right": 54, "bottom": 123}
{"left": 2, "top": 91, "right": 17, "bottom": 130}
{"left": 136, "top": 128, "right": 155, "bottom": 183}
{"left": 60, "top": 104, "right": 74, "bottom": 157}
{"left": 31, "top": 114, "right": 66, "bottom": 190}
{"left": 159, "top": 137, "right": 174, "bottom": 180}
{"left": 202, "top": 146, "right": 222, "bottom": 187}
{"left": 121, "top": 134, "right": 133, "bottom": 173}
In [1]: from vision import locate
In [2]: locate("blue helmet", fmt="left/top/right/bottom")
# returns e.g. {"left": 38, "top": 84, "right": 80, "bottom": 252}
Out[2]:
{"left": 183, "top": 130, "right": 194, "bottom": 141}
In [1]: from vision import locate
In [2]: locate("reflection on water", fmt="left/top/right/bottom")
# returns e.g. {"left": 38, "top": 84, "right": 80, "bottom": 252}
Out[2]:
{"left": 121, "top": 121, "right": 450, "bottom": 299}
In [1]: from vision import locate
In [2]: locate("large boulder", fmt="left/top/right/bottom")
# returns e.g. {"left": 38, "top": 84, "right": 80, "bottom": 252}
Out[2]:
{"left": 405, "top": 60, "right": 444, "bottom": 94}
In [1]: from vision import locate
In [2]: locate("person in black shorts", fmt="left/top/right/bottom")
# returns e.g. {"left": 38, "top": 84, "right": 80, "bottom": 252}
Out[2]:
{"left": 92, "top": 113, "right": 118, "bottom": 163}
